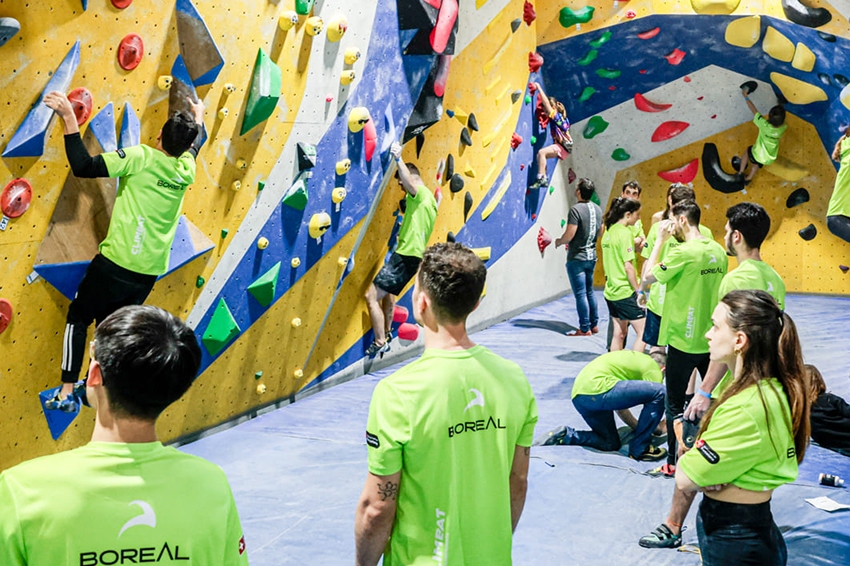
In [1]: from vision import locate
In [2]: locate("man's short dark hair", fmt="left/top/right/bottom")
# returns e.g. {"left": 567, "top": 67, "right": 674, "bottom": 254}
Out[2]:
{"left": 671, "top": 199, "right": 701, "bottom": 226}
{"left": 669, "top": 183, "right": 695, "bottom": 206}
{"left": 418, "top": 243, "right": 486, "bottom": 324}
{"left": 93, "top": 305, "right": 201, "bottom": 421}
{"left": 726, "top": 202, "right": 770, "bottom": 249}
{"left": 406, "top": 162, "right": 420, "bottom": 177}
{"left": 577, "top": 178, "right": 595, "bottom": 200}
{"left": 622, "top": 180, "right": 642, "bottom": 196}
{"left": 161, "top": 112, "right": 200, "bottom": 157}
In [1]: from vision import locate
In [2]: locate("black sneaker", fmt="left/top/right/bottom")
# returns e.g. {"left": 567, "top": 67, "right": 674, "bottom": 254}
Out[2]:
{"left": 630, "top": 445, "right": 668, "bottom": 462}
{"left": 529, "top": 175, "right": 549, "bottom": 190}
{"left": 537, "top": 425, "right": 575, "bottom": 446}
{"left": 639, "top": 523, "right": 683, "bottom": 549}
{"left": 365, "top": 340, "right": 390, "bottom": 358}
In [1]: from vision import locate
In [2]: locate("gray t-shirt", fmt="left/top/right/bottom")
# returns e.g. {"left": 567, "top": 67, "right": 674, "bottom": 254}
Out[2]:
{"left": 567, "top": 201, "right": 603, "bottom": 262}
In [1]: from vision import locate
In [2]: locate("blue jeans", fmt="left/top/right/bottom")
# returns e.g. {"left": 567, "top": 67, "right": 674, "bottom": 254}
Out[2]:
{"left": 569, "top": 380, "right": 665, "bottom": 457}
{"left": 566, "top": 259, "right": 598, "bottom": 333}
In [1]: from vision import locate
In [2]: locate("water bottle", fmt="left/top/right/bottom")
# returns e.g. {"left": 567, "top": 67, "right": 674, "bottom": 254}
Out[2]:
{"left": 819, "top": 473, "right": 845, "bottom": 487}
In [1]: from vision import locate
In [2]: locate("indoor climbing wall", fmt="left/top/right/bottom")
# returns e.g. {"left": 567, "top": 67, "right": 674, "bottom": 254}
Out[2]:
{"left": 2, "top": 0, "right": 850, "bottom": 471}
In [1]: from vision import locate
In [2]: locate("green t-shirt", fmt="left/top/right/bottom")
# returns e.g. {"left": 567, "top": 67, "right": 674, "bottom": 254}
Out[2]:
{"left": 100, "top": 145, "right": 196, "bottom": 275}
{"left": 751, "top": 113, "right": 786, "bottom": 166}
{"left": 571, "top": 350, "right": 663, "bottom": 398}
{"left": 679, "top": 378, "right": 797, "bottom": 491}
{"left": 601, "top": 223, "right": 636, "bottom": 301}
{"left": 652, "top": 237, "right": 727, "bottom": 353}
{"left": 395, "top": 185, "right": 437, "bottom": 259}
{"left": 366, "top": 345, "right": 538, "bottom": 566}
{"left": 0, "top": 442, "right": 248, "bottom": 565}
{"left": 630, "top": 218, "right": 644, "bottom": 239}
{"left": 642, "top": 223, "right": 713, "bottom": 318}
{"left": 828, "top": 136, "right": 850, "bottom": 217}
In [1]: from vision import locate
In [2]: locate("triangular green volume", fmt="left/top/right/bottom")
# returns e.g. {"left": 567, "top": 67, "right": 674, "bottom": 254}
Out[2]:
{"left": 247, "top": 261, "right": 281, "bottom": 307}
{"left": 202, "top": 298, "right": 241, "bottom": 356}
{"left": 282, "top": 178, "right": 309, "bottom": 210}
{"left": 240, "top": 49, "right": 282, "bottom": 135}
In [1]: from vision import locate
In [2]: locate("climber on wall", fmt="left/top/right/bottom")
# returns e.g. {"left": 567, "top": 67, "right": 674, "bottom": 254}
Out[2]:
{"left": 734, "top": 89, "right": 787, "bottom": 184}
{"left": 529, "top": 81, "right": 573, "bottom": 191}
{"left": 828, "top": 125, "right": 850, "bottom": 244}
{"left": 42, "top": 91, "right": 205, "bottom": 412}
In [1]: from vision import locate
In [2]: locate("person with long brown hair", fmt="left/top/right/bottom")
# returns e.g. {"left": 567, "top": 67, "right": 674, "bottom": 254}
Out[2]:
{"left": 675, "top": 290, "right": 810, "bottom": 565}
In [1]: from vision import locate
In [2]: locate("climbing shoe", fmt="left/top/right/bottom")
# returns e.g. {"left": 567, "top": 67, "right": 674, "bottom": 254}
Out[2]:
{"left": 44, "top": 391, "right": 81, "bottom": 413}
{"left": 73, "top": 379, "right": 90, "bottom": 408}
{"left": 365, "top": 340, "right": 390, "bottom": 358}
{"left": 538, "top": 425, "right": 575, "bottom": 446}
{"left": 630, "top": 445, "right": 667, "bottom": 462}
{"left": 529, "top": 175, "right": 549, "bottom": 190}
{"left": 639, "top": 523, "right": 684, "bottom": 549}
{"left": 647, "top": 463, "right": 677, "bottom": 477}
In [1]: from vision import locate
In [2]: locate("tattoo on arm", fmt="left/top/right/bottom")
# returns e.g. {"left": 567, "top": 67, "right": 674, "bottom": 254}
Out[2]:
{"left": 377, "top": 481, "right": 399, "bottom": 501}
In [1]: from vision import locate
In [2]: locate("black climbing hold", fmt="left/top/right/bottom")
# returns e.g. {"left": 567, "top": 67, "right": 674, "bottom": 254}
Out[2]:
{"left": 781, "top": 0, "right": 832, "bottom": 28}
{"left": 511, "top": 18, "right": 522, "bottom": 33}
{"left": 399, "top": 198, "right": 407, "bottom": 214}
{"left": 818, "top": 31, "right": 837, "bottom": 42}
{"left": 467, "top": 113, "right": 479, "bottom": 132}
{"left": 702, "top": 143, "right": 746, "bottom": 194}
{"left": 463, "top": 191, "right": 473, "bottom": 221}
{"left": 445, "top": 154, "right": 454, "bottom": 180}
{"left": 416, "top": 132, "right": 425, "bottom": 158}
{"left": 731, "top": 155, "right": 741, "bottom": 171}
{"left": 460, "top": 127, "right": 473, "bottom": 147}
{"left": 840, "top": 264, "right": 849, "bottom": 273}
{"left": 835, "top": 74, "right": 850, "bottom": 88}
{"left": 296, "top": 142, "right": 317, "bottom": 171}
{"left": 776, "top": 92, "right": 788, "bottom": 106}
{"left": 511, "top": 90, "right": 523, "bottom": 104}
{"left": 798, "top": 223, "right": 817, "bottom": 241}
{"left": 446, "top": 231, "right": 456, "bottom": 243}
{"left": 786, "top": 188, "right": 810, "bottom": 208}
{"left": 740, "top": 81, "right": 758, "bottom": 95}
{"left": 450, "top": 173, "right": 464, "bottom": 193}
{"left": 818, "top": 73, "right": 832, "bottom": 87}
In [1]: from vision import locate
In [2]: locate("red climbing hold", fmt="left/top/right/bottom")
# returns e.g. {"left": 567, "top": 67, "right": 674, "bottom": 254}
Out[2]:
{"left": 711, "top": 114, "right": 717, "bottom": 119}
{"left": 683, "top": 76, "right": 692, "bottom": 83}
{"left": 537, "top": 227, "right": 552, "bottom": 253}
{"left": 609, "top": 86, "right": 616, "bottom": 91}
{"left": 398, "top": 322, "right": 420, "bottom": 343}
{"left": 523, "top": 0, "right": 536, "bottom": 25}
{"left": 117, "top": 33, "right": 144, "bottom": 71}
{"left": 111, "top": 0, "right": 133, "bottom": 8}
{"left": 527, "top": 82, "right": 538, "bottom": 95}
{"left": 422, "top": 0, "right": 442, "bottom": 8}
{"left": 392, "top": 305, "right": 409, "bottom": 323}
{"left": 639, "top": 69, "right": 647, "bottom": 74}
{"left": 520, "top": 164, "right": 525, "bottom": 170}
{"left": 638, "top": 27, "right": 660, "bottom": 39}
{"left": 657, "top": 159, "right": 699, "bottom": 184}
{"left": 67, "top": 87, "right": 93, "bottom": 126}
{"left": 430, "top": 0, "right": 458, "bottom": 55}
{"left": 511, "top": 132, "right": 523, "bottom": 149}
{"left": 634, "top": 92, "right": 672, "bottom": 112}
{"left": 697, "top": 96, "right": 704, "bottom": 100}
{"left": 434, "top": 54, "right": 451, "bottom": 98}
{"left": 626, "top": 10, "right": 637, "bottom": 18}
{"left": 364, "top": 117, "right": 377, "bottom": 161}
{"left": 665, "top": 48, "right": 686, "bottom": 65}
{"left": 528, "top": 52, "right": 544, "bottom": 73}
{"left": 568, "top": 168, "right": 576, "bottom": 184}
{"left": 651, "top": 121, "right": 690, "bottom": 142}
{"left": 1, "top": 178, "right": 32, "bottom": 219}
{"left": 0, "top": 298, "right": 12, "bottom": 335}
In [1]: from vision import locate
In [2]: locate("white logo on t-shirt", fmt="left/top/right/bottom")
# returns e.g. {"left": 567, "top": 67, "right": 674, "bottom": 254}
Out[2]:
{"left": 708, "top": 254, "right": 718, "bottom": 264}
{"left": 118, "top": 500, "right": 157, "bottom": 538}
{"left": 767, "top": 282, "right": 774, "bottom": 292}
{"left": 464, "top": 388, "right": 485, "bottom": 412}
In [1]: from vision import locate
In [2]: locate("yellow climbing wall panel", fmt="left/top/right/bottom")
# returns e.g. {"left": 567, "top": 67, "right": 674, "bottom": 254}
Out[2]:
{"left": 0, "top": 0, "right": 318, "bottom": 469}
{"left": 603, "top": 114, "right": 848, "bottom": 294}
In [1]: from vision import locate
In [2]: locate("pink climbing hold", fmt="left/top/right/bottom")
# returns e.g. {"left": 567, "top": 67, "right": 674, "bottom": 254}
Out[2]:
{"left": 523, "top": 0, "right": 536, "bottom": 25}
{"left": 634, "top": 92, "right": 672, "bottom": 113}
{"left": 511, "top": 132, "right": 523, "bottom": 149}
{"left": 637, "top": 27, "right": 660, "bottom": 39}
{"left": 568, "top": 168, "right": 576, "bottom": 184}
{"left": 626, "top": 10, "right": 637, "bottom": 18}
{"left": 434, "top": 186, "right": 443, "bottom": 206}
{"left": 430, "top": 0, "right": 458, "bottom": 55}
{"left": 422, "top": 0, "right": 442, "bottom": 8}
{"left": 398, "top": 322, "right": 420, "bottom": 343}
{"left": 434, "top": 54, "right": 451, "bottom": 97}
{"left": 326, "top": 94, "right": 334, "bottom": 102}
{"left": 537, "top": 227, "right": 552, "bottom": 253}
{"left": 528, "top": 52, "right": 544, "bottom": 73}
{"left": 392, "top": 305, "right": 409, "bottom": 323}
{"left": 651, "top": 121, "right": 690, "bottom": 142}
{"left": 665, "top": 48, "right": 686, "bottom": 65}
{"left": 657, "top": 159, "right": 699, "bottom": 184}
{"left": 364, "top": 117, "right": 377, "bottom": 161}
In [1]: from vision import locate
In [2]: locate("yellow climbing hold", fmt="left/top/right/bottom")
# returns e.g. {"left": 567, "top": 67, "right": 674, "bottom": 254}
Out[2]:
{"left": 770, "top": 72, "right": 827, "bottom": 104}
{"left": 763, "top": 27, "right": 794, "bottom": 63}
{"left": 764, "top": 156, "right": 809, "bottom": 182}
{"left": 471, "top": 247, "right": 491, "bottom": 261}
{"left": 791, "top": 42, "right": 816, "bottom": 72}
{"left": 725, "top": 16, "right": 760, "bottom": 48}
{"left": 453, "top": 107, "right": 469, "bottom": 126}
{"left": 841, "top": 85, "right": 850, "bottom": 111}
{"left": 691, "top": 0, "right": 741, "bottom": 15}
{"left": 464, "top": 164, "right": 476, "bottom": 178}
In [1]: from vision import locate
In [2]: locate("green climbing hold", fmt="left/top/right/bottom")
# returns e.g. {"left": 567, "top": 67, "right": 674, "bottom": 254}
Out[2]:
{"left": 583, "top": 116, "right": 609, "bottom": 139}
{"left": 590, "top": 191, "right": 601, "bottom": 206}
{"left": 578, "top": 86, "right": 596, "bottom": 102}
{"left": 295, "top": 0, "right": 315, "bottom": 15}
{"left": 254, "top": 371, "right": 263, "bottom": 380}
{"left": 196, "top": 276, "right": 205, "bottom": 288}
{"left": 202, "top": 298, "right": 242, "bottom": 356}
{"left": 577, "top": 50, "right": 598, "bottom": 66}
{"left": 559, "top": 6, "right": 595, "bottom": 28}
{"left": 257, "top": 181, "right": 266, "bottom": 191}
{"left": 549, "top": 185, "right": 555, "bottom": 194}
{"left": 612, "top": 148, "right": 631, "bottom": 161}
{"left": 524, "top": 94, "right": 532, "bottom": 105}
{"left": 241, "top": 49, "right": 282, "bottom": 135}
{"left": 561, "top": 219, "right": 566, "bottom": 228}
{"left": 589, "top": 31, "right": 611, "bottom": 48}
{"left": 530, "top": 135, "right": 537, "bottom": 144}
{"left": 282, "top": 178, "right": 309, "bottom": 210}
{"left": 595, "top": 68, "right": 621, "bottom": 79}
{"left": 247, "top": 261, "right": 281, "bottom": 307}
{"left": 221, "top": 229, "right": 229, "bottom": 238}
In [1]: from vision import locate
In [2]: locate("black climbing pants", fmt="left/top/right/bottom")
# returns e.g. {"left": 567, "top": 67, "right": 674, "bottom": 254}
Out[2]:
{"left": 827, "top": 215, "right": 850, "bottom": 244}
{"left": 665, "top": 345, "right": 710, "bottom": 465}
{"left": 61, "top": 254, "right": 157, "bottom": 383}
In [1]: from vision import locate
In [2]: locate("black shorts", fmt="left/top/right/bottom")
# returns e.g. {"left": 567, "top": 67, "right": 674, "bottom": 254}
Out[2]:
{"left": 746, "top": 146, "right": 764, "bottom": 168}
{"left": 374, "top": 252, "right": 421, "bottom": 296}
{"left": 643, "top": 309, "right": 662, "bottom": 346}
{"left": 605, "top": 293, "right": 645, "bottom": 321}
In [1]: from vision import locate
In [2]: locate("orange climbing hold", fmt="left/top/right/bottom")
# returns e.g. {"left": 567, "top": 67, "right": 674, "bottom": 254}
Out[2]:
{"left": 537, "top": 227, "right": 552, "bottom": 253}
{"left": 67, "top": 87, "right": 93, "bottom": 126}
{"left": 665, "top": 48, "right": 686, "bottom": 65}
{"left": 638, "top": 27, "right": 660, "bottom": 39}
{"left": 651, "top": 121, "right": 690, "bottom": 142}
{"left": 657, "top": 159, "right": 699, "bottom": 183}
{"left": 528, "top": 52, "right": 544, "bottom": 72}
{"left": 634, "top": 92, "right": 672, "bottom": 112}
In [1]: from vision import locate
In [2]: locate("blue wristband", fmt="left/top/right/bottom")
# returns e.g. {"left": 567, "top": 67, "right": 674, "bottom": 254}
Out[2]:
{"left": 696, "top": 388, "right": 712, "bottom": 399}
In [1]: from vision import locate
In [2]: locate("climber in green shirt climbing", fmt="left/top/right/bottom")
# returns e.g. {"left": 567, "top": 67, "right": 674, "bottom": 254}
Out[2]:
{"left": 735, "top": 89, "right": 787, "bottom": 184}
